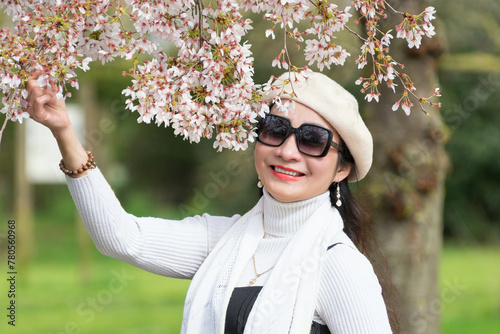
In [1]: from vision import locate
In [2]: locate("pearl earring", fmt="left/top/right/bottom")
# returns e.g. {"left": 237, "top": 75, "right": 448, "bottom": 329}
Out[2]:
{"left": 336, "top": 183, "right": 342, "bottom": 207}
{"left": 257, "top": 178, "right": 263, "bottom": 188}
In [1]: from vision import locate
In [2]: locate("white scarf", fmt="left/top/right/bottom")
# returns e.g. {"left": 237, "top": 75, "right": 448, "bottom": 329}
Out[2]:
{"left": 181, "top": 190, "right": 344, "bottom": 334}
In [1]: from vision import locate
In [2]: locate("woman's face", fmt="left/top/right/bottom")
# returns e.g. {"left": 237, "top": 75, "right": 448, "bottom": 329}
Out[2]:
{"left": 254, "top": 101, "right": 351, "bottom": 203}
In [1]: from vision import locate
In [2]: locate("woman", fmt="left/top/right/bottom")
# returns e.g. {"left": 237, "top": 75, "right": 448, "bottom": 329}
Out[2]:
{"left": 25, "top": 70, "right": 394, "bottom": 333}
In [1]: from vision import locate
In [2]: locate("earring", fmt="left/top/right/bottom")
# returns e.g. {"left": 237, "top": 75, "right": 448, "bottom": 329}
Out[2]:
{"left": 257, "top": 178, "right": 263, "bottom": 188}
{"left": 335, "top": 183, "right": 342, "bottom": 207}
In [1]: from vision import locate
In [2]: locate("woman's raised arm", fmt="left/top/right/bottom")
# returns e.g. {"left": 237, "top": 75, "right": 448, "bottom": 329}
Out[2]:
{"left": 25, "top": 71, "right": 239, "bottom": 277}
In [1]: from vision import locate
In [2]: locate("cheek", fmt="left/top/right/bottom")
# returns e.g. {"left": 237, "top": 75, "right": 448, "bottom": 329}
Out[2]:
{"left": 310, "top": 157, "right": 337, "bottom": 183}
{"left": 254, "top": 143, "right": 267, "bottom": 175}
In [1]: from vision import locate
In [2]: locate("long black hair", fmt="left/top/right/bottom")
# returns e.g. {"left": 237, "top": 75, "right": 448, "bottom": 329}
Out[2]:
{"left": 332, "top": 140, "right": 400, "bottom": 333}
{"left": 329, "top": 140, "right": 371, "bottom": 252}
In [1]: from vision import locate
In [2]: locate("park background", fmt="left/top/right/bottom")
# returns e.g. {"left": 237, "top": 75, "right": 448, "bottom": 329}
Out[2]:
{"left": 0, "top": 0, "right": 499, "bottom": 333}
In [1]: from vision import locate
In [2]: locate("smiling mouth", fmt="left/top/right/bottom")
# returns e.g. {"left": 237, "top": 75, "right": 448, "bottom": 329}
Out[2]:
{"left": 272, "top": 166, "right": 305, "bottom": 177}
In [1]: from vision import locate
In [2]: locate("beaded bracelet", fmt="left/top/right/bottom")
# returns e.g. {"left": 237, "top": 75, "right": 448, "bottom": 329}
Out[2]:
{"left": 59, "top": 150, "right": 96, "bottom": 177}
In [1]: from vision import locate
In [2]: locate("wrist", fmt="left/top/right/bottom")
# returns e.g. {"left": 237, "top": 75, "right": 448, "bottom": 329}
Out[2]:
{"left": 60, "top": 150, "right": 96, "bottom": 177}
{"left": 51, "top": 122, "right": 74, "bottom": 142}
{"left": 52, "top": 124, "right": 89, "bottom": 177}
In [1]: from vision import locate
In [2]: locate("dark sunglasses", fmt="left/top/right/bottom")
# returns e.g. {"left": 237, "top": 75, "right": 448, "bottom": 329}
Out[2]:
{"left": 256, "top": 113, "right": 342, "bottom": 157}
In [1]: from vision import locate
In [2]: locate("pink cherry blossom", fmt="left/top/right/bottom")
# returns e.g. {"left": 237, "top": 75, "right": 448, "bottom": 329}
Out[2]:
{"left": 0, "top": 0, "right": 442, "bottom": 149}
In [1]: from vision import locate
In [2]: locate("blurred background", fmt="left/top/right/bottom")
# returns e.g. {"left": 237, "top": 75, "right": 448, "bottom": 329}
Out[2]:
{"left": 0, "top": 0, "right": 499, "bottom": 333}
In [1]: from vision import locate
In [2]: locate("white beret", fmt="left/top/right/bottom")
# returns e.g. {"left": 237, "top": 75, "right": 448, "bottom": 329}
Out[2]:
{"left": 264, "top": 71, "right": 373, "bottom": 182}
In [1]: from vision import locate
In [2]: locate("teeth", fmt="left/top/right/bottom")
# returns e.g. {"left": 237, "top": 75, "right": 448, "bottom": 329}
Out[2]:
{"left": 274, "top": 166, "right": 302, "bottom": 177}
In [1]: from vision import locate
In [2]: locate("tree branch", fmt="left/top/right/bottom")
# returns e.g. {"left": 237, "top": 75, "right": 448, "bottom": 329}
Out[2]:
{"left": 0, "top": 114, "right": 9, "bottom": 150}
{"left": 195, "top": 0, "right": 204, "bottom": 49}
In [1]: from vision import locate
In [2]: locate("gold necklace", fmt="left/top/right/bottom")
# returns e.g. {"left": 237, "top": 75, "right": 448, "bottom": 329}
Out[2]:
{"left": 249, "top": 254, "right": 275, "bottom": 286}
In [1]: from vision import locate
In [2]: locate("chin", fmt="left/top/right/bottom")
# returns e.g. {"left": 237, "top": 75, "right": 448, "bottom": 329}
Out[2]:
{"left": 267, "top": 189, "right": 303, "bottom": 203}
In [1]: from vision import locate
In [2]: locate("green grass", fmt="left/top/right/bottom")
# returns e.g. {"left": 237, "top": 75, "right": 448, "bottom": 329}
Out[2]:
{"left": 2, "top": 255, "right": 191, "bottom": 334}
{"left": 440, "top": 244, "right": 500, "bottom": 333}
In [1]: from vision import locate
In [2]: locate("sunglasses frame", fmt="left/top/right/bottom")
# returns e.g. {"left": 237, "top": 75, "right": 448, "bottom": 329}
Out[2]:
{"left": 256, "top": 113, "right": 343, "bottom": 157}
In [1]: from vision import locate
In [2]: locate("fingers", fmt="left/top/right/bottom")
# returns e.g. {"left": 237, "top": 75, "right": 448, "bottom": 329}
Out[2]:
{"left": 51, "top": 81, "right": 59, "bottom": 94}
{"left": 28, "top": 85, "right": 54, "bottom": 108}
{"left": 25, "top": 82, "right": 57, "bottom": 119}
{"left": 24, "top": 69, "right": 68, "bottom": 123}
{"left": 33, "top": 94, "right": 52, "bottom": 112}
{"left": 26, "top": 70, "right": 58, "bottom": 94}
{"left": 21, "top": 70, "right": 70, "bottom": 133}
{"left": 25, "top": 70, "right": 43, "bottom": 91}
{"left": 25, "top": 71, "right": 60, "bottom": 106}
{"left": 25, "top": 92, "right": 47, "bottom": 121}
{"left": 27, "top": 69, "right": 43, "bottom": 81}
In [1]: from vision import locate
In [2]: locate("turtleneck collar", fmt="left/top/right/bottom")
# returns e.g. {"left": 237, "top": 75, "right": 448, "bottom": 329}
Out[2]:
{"left": 262, "top": 188, "right": 332, "bottom": 238}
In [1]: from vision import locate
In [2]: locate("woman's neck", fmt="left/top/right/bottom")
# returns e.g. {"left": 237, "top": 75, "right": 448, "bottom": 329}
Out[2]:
{"left": 262, "top": 188, "right": 331, "bottom": 238}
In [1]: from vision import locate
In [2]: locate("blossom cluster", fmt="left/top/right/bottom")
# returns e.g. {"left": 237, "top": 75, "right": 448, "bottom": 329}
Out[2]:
{"left": 242, "top": 0, "right": 352, "bottom": 71}
{"left": 0, "top": 0, "right": 441, "bottom": 150}
{"left": 122, "top": 0, "right": 263, "bottom": 151}
{"left": 352, "top": 1, "right": 440, "bottom": 115}
{"left": 2, "top": 0, "right": 142, "bottom": 102}
{"left": 0, "top": 0, "right": 142, "bottom": 142}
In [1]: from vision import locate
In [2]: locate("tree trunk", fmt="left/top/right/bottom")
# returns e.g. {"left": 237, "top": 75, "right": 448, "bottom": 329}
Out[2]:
{"left": 363, "top": 1, "right": 449, "bottom": 333}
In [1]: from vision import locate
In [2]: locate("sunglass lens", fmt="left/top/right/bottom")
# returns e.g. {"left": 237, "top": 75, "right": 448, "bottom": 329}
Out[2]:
{"left": 298, "top": 125, "right": 330, "bottom": 156}
{"left": 259, "top": 116, "right": 288, "bottom": 146}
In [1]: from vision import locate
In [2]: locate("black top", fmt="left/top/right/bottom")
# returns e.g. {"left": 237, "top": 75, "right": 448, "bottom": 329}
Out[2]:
{"left": 224, "top": 243, "right": 343, "bottom": 334}
{"left": 224, "top": 286, "right": 330, "bottom": 334}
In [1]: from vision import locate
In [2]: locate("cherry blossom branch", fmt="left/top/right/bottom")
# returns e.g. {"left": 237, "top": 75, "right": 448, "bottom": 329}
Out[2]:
{"left": 345, "top": 24, "right": 367, "bottom": 42}
{"left": 349, "top": 0, "right": 439, "bottom": 114}
{"left": 0, "top": 113, "right": 8, "bottom": 149}
{"left": 195, "top": 0, "right": 204, "bottom": 49}
{"left": 383, "top": 0, "right": 401, "bottom": 15}
{"left": 0, "top": 0, "right": 442, "bottom": 151}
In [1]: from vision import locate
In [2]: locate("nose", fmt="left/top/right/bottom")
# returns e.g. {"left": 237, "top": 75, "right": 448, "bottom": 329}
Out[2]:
{"left": 276, "top": 133, "right": 302, "bottom": 161}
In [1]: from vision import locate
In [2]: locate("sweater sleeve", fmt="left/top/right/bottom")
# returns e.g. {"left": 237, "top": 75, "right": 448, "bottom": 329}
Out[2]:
{"left": 66, "top": 168, "right": 239, "bottom": 279}
{"left": 317, "top": 242, "right": 392, "bottom": 333}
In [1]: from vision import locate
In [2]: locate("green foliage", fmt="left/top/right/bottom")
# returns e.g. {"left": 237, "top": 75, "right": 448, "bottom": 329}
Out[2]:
{"left": 431, "top": 0, "right": 500, "bottom": 242}
{"left": 439, "top": 71, "right": 500, "bottom": 242}
{"left": 436, "top": 0, "right": 500, "bottom": 54}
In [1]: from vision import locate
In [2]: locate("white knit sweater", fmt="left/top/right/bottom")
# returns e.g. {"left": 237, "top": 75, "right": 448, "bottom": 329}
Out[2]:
{"left": 67, "top": 168, "right": 392, "bottom": 333}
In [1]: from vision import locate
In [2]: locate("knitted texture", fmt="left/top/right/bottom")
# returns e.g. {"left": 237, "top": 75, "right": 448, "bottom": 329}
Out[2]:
{"left": 66, "top": 168, "right": 391, "bottom": 333}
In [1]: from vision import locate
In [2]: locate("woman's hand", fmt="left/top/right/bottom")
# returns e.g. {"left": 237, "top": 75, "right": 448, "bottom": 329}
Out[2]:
{"left": 25, "top": 70, "right": 71, "bottom": 137}
{"left": 24, "top": 70, "right": 90, "bottom": 177}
